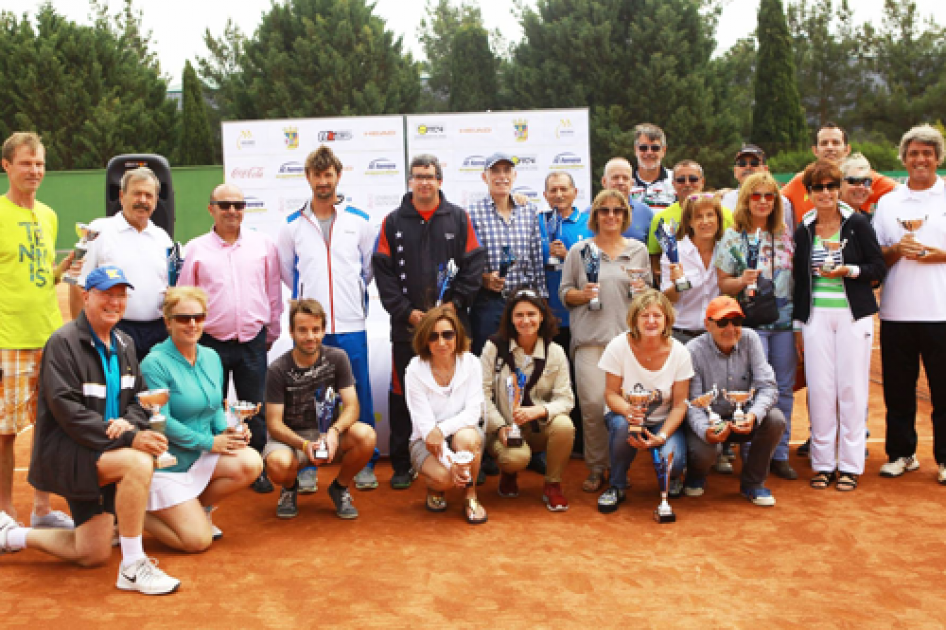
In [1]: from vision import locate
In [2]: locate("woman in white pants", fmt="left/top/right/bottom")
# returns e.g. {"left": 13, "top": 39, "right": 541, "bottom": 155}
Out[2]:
{"left": 792, "top": 159, "right": 886, "bottom": 491}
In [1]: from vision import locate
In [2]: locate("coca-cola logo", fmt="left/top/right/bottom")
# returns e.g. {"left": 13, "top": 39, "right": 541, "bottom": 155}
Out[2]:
{"left": 231, "top": 167, "right": 265, "bottom": 179}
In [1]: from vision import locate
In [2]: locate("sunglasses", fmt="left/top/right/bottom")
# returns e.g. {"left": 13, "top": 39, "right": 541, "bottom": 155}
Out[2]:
{"left": 809, "top": 182, "right": 840, "bottom": 192}
{"left": 711, "top": 316, "right": 745, "bottom": 328}
{"left": 428, "top": 330, "right": 457, "bottom": 343}
{"left": 637, "top": 144, "right": 663, "bottom": 153}
{"left": 675, "top": 175, "right": 701, "bottom": 184}
{"left": 735, "top": 158, "right": 762, "bottom": 168}
{"left": 843, "top": 176, "right": 872, "bottom": 187}
{"left": 598, "top": 207, "right": 626, "bottom": 216}
{"left": 750, "top": 192, "right": 776, "bottom": 201}
{"left": 170, "top": 313, "right": 207, "bottom": 324}
{"left": 211, "top": 201, "right": 246, "bottom": 211}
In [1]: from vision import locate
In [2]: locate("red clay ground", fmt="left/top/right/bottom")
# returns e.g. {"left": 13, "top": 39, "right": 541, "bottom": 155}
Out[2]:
{"left": 1, "top": 289, "right": 943, "bottom": 628}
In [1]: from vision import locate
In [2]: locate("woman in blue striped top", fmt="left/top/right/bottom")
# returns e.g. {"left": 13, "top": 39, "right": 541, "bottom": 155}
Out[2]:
{"left": 792, "top": 159, "right": 886, "bottom": 491}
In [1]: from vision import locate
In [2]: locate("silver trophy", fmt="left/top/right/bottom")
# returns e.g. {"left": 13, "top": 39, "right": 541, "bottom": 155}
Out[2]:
{"left": 743, "top": 228, "right": 762, "bottom": 297}
{"left": 820, "top": 239, "right": 848, "bottom": 274}
{"left": 545, "top": 209, "right": 564, "bottom": 269}
{"left": 898, "top": 216, "right": 928, "bottom": 257}
{"left": 623, "top": 266, "right": 649, "bottom": 297}
{"left": 686, "top": 385, "right": 726, "bottom": 436}
{"left": 229, "top": 401, "right": 258, "bottom": 434}
{"left": 64, "top": 223, "right": 100, "bottom": 286}
{"left": 655, "top": 218, "right": 691, "bottom": 292}
{"left": 314, "top": 387, "right": 338, "bottom": 462}
{"left": 435, "top": 259, "right": 459, "bottom": 306}
{"left": 581, "top": 242, "right": 602, "bottom": 311}
{"left": 137, "top": 389, "right": 177, "bottom": 469}
{"left": 722, "top": 388, "right": 756, "bottom": 425}
{"left": 451, "top": 450, "right": 475, "bottom": 486}
{"left": 651, "top": 449, "right": 676, "bottom": 524}
{"left": 505, "top": 373, "right": 525, "bottom": 448}
{"left": 624, "top": 384, "right": 658, "bottom": 435}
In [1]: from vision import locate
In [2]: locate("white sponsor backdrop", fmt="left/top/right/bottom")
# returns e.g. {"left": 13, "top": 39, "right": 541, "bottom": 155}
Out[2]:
{"left": 221, "top": 110, "right": 590, "bottom": 455}
{"left": 405, "top": 108, "right": 592, "bottom": 212}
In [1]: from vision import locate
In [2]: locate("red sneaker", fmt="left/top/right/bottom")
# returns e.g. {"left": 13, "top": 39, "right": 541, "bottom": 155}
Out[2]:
{"left": 498, "top": 472, "right": 519, "bottom": 498}
{"left": 543, "top": 481, "right": 569, "bottom": 512}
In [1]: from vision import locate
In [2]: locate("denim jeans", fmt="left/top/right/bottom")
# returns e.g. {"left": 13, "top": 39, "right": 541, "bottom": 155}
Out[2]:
{"left": 605, "top": 412, "right": 686, "bottom": 491}
{"left": 470, "top": 290, "right": 506, "bottom": 356}
{"left": 755, "top": 329, "right": 796, "bottom": 461}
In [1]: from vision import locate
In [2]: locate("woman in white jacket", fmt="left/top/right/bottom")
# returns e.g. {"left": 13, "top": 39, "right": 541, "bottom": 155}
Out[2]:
{"left": 405, "top": 306, "right": 487, "bottom": 524}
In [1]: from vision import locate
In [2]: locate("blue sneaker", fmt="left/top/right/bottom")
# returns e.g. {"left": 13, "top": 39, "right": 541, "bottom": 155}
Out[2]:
{"left": 684, "top": 477, "right": 706, "bottom": 497}
{"left": 741, "top": 485, "right": 776, "bottom": 507}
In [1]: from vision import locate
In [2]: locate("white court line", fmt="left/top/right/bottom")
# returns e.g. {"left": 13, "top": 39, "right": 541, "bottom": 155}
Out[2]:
{"left": 17, "top": 425, "right": 33, "bottom": 436}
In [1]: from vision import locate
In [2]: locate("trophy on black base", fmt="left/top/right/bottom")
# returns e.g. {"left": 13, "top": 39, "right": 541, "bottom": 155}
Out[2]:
{"left": 545, "top": 209, "right": 564, "bottom": 269}
{"left": 655, "top": 218, "right": 691, "bottom": 292}
{"left": 505, "top": 370, "right": 526, "bottom": 448}
{"left": 651, "top": 449, "right": 676, "bottom": 523}
{"left": 743, "top": 228, "right": 762, "bottom": 297}
{"left": 624, "top": 384, "right": 658, "bottom": 436}
{"left": 581, "top": 241, "right": 602, "bottom": 310}
{"left": 314, "top": 387, "right": 338, "bottom": 462}
{"left": 499, "top": 245, "right": 517, "bottom": 298}
{"left": 64, "top": 223, "right": 100, "bottom": 286}
{"left": 137, "top": 389, "right": 177, "bottom": 469}
{"left": 435, "top": 259, "right": 459, "bottom": 306}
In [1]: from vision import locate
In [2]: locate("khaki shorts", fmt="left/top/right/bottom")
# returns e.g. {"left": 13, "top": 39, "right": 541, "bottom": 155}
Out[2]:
{"left": 263, "top": 428, "right": 343, "bottom": 466}
{"left": 409, "top": 426, "right": 485, "bottom": 473}
{"left": 0, "top": 349, "right": 43, "bottom": 435}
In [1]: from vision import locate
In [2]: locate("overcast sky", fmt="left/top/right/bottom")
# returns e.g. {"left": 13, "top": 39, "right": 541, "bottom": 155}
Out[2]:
{"left": 4, "top": 0, "right": 942, "bottom": 84}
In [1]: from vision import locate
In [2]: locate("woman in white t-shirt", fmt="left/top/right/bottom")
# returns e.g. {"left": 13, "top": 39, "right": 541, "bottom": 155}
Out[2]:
{"left": 597, "top": 290, "right": 693, "bottom": 514}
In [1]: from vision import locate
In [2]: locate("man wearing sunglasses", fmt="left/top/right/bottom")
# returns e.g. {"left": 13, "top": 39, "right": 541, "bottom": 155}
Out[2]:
{"left": 721, "top": 144, "right": 794, "bottom": 234}
{"left": 71, "top": 167, "right": 173, "bottom": 363}
{"left": 781, "top": 123, "right": 897, "bottom": 225}
{"left": 177, "top": 183, "right": 283, "bottom": 494}
{"left": 631, "top": 123, "right": 676, "bottom": 210}
{"left": 682, "top": 296, "right": 785, "bottom": 506}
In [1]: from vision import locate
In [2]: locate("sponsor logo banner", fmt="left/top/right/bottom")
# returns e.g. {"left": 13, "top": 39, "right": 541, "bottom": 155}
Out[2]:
{"left": 236, "top": 130, "right": 256, "bottom": 150}
{"left": 231, "top": 166, "right": 265, "bottom": 179}
{"left": 513, "top": 119, "right": 529, "bottom": 142}
{"left": 459, "top": 155, "right": 487, "bottom": 173}
{"left": 550, "top": 151, "right": 585, "bottom": 170}
{"left": 318, "top": 130, "right": 353, "bottom": 142}
{"left": 366, "top": 157, "right": 399, "bottom": 176}
{"left": 275, "top": 162, "right": 305, "bottom": 179}
{"left": 556, "top": 118, "right": 575, "bottom": 139}
{"left": 284, "top": 127, "right": 299, "bottom": 149}
{"left": 244, "top": 195, "right": 268, "bottom": 214}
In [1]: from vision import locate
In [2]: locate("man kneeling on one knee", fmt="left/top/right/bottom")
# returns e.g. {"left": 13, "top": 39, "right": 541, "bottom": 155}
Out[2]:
{"left": 683, "top": 296, "right": 785, "bottom": 506}
{"left": 263, "top": 299, "right": 376, "bottom": 520}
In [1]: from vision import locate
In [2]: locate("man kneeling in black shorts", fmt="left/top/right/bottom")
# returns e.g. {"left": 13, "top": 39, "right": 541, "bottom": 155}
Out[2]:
{"left": 0, "top": 267, "right": 181, "bottom": 595}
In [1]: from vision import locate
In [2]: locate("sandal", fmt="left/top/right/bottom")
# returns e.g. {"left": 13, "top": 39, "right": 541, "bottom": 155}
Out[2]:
{"left": 464, "top": 497, "right": 488, "bottom": 525}
{"left": 810, "top": 470, "right": 837, "bottom": 490}
{"left": 836, "top": 472, "right": 858, "bottom": 492}
{"left": 582, "top": 470, "right": 605, "bottom": 493}
{"left": 426, "top": 490, "right": 447, "bottom": 513}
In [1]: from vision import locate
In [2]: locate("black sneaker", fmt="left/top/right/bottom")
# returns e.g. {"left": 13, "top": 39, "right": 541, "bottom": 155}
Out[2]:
{"left": 252, "top": 469, "right": 274, "bottom": 494}
{"left": 597, "top": 486, "right": 626, "bottom": 514}
{"left": 796, "top": 438, "right": 811, "bottom": 458}
{"left": 390, "top": 471, "right": 413, "bottom": 490}
{"left": 328, "top": 482, "right": 358, "bottom": 519}
{"left": 481, "top": 453, "right": 500, "bottom": 476}
{"left": 526, "top": 452, "right": 547, "bottom": 476}
{"left": 276, "top": 486, "right": 298, "bottom": 519}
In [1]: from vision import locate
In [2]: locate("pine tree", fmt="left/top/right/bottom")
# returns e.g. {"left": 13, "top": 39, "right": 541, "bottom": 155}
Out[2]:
{"left": 448, "top": 24, "right": 499, "bottom": 112}
{"left": 177, "top": 60, "right": 215, "bottom": 166}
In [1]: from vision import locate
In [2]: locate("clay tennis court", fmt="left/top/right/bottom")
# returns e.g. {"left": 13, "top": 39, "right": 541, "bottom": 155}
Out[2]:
{"left": 1, "top": 291, "right": 944, "bottom": 628}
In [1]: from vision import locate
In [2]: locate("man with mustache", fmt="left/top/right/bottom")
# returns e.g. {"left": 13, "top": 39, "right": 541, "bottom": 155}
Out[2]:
{"left": 71, "top": 167, "right": 173, "bottom": 363}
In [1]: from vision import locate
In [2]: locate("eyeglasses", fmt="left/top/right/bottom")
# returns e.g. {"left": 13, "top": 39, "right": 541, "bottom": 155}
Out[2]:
{"left": 750, "top": 192, "right": 776, "bottom": 202}
{"left": 211, "top": 201, "right": 246, "bottom": 211}
{"left": 598, "top": 207, "right": 626, "bottom": 216}
{"left": 636, "top": 144, "right": 662, "bottom": 153}
{"left": 411, "top": 174, "right": 439, "bottom": 182}
{"left": 843, "top": 176, "right": 872, "bottom": 187}
{"left": 735, "top": 158, "right": 762, "bottom": 168}
{"left": 809, "top": 182, "right": 840, "bottom": 192}
{"left": 711, "top": 316, "right": 745, "bottom": 328}
{"left": 170, "top": 313, "right": 207, "bottom": 324}
{"left": 675, "top": 175, "right": 701, "bottom": 184}
{"left": 428, "top": 330, "right": 457, "bottom": 343}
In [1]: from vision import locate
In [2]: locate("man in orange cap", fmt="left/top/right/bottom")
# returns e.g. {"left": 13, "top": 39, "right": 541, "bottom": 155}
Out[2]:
{"left": 681, "top": 296, "right": 785, "bottom": 506}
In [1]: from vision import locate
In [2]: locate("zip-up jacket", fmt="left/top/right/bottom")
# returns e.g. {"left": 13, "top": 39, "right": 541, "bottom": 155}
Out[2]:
{"left": 792, "top": 204, "right": 887, "bottom": 325}
{"left": 28, "top": 312, "right": 150, "bottom": 501}
{"left": 277, "top": 201, "right": 376, "bottom": 334}
{"left": 373, "top": 191, "right": 486, "bottom": 343}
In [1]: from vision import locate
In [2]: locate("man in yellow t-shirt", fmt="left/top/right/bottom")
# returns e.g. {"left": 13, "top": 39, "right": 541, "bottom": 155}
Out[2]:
{"left": 0, "top": 132, "right": 74, "bottom": 529}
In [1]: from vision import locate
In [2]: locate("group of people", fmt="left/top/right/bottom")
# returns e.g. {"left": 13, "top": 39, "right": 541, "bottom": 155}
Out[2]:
{"left": 1, "top": 118, "right": 944, "bottom": 594}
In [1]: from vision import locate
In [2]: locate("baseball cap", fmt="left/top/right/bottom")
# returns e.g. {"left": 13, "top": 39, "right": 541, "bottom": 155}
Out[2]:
{"left": 734, "top": 144, "right": 766, "bottom": 162}
{"left": 484, "top": 152, "right": 515, "bottom": 170}
{"left": 84, "top": 266, "right": 135, "bottom": 291}
{"left": 706, "top": 296, "right": 743, "bottom": 320}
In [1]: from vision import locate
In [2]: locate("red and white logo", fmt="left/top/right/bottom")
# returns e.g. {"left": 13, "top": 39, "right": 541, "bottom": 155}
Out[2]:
{"left": 231, "top": 167, "right": 265, "bottom": 179}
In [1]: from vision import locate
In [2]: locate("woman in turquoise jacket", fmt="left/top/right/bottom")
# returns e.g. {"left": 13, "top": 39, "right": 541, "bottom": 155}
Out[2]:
{"left": 141, "top": 287, "right": 262, "bottom": 553}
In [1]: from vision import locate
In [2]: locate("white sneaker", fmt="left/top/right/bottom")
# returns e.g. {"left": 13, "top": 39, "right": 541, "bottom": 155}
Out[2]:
{"left": 116, "top": 557, "right": 181, "bottom": 595}
{"left": 204, "top": 505, "right": 222, "bottom": 541}
{"left": 30, "top": 509, "right": 75, "bottom": 529}
{"left": 938, "top": 464, "right": 946, "bottom": 485}
{"left": 0, "top": 511, "right": 22, "bottom": 555}
{"left": 879, "top": 455, "right": 920, "bottom": 478}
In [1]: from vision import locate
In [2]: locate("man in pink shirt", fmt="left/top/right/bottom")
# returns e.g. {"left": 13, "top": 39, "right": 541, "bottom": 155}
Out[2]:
{"left": 178, "top": 183, "right": 283, "bottom": 493}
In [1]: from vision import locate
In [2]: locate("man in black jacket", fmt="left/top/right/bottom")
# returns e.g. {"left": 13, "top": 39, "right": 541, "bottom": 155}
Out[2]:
{"left": 373, "top": 154, "right": 486, "bottom": 489}
{"left": 1, "top": 266, "right": 181, "bottom": 595}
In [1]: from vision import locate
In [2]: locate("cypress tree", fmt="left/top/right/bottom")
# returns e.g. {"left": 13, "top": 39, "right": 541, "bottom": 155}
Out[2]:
{"left": 178, "top": 60, "right": 214, "bottom": 166}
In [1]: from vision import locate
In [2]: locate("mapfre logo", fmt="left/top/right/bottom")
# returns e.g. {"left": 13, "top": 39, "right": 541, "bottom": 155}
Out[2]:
{"left": 512, "top": 186, "right": 539, "bottom": 201}
{"left": 230, "top": 167, "right": 265, "bottom": 179}
{"left": 550, "top": 152, "right": 585, "bottom": 169}
{"left": 275, "top": 162, "right": 305, "bottom": 179}
{"left": 318, "top": 130, "right": 353, "bottom": 142}
{"left": 244, "top": 196, "right": 267, "bottom": 213}
{"left": 460, "top": 155, "right": 487, "bottom": 172}
{"left": 366, "top": 158, "right": 398, "bottom": 176}
{"left": 555, "top": 119, "right": 576, "bottom": 139}
{"left": 236, "top": 130, "right": 256, "bottom": 150}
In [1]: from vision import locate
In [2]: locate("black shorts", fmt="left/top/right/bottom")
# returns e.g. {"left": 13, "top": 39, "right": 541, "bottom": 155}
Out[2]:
{"left": 66, "top": 483, "right": 118, "bottom": 528}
